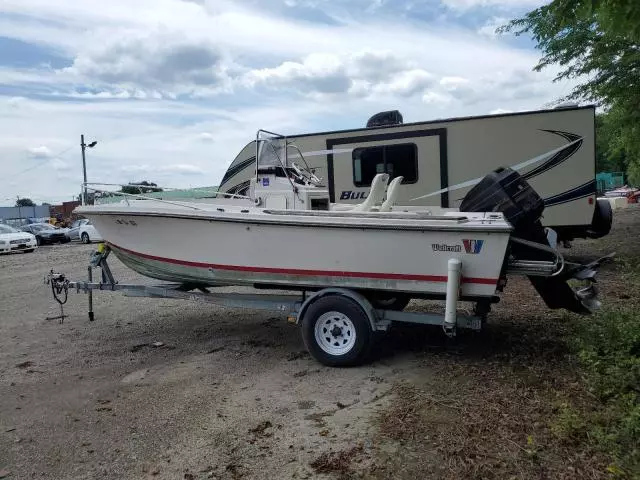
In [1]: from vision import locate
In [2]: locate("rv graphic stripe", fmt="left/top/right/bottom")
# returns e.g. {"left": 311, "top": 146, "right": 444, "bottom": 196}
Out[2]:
{"left": 522, "top": 130, "right": 583, "bottom": 180}
{"left": 220, "top": 157, "right": 255, "bottom": 186}
{"left": 109, "top": 243, "right": 499, "bottom": 285}
{"left": 411, "top": 133, "right": 583, "bottom": 202}
{"left": 543, "top": 180, "right": 597, "bottom": 207}
{"left": 225, "top": 180, "right": 251, "bottom": 196}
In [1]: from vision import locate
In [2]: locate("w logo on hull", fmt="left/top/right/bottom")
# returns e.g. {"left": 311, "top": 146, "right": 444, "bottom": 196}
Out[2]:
{"left": 463, "top": 239, "right": 484, "bottom": 254}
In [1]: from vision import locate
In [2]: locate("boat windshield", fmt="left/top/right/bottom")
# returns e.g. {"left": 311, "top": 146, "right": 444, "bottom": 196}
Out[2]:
{"left": 257, "top": 137, "right": 287, "bottom": 169}
{"left": 255, "top": 129, "right": 324, "bottom": 191}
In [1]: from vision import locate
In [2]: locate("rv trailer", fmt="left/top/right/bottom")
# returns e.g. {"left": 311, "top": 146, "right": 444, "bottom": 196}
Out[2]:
{"left": 219, "top": 105, "right": 611, "bottom": 241}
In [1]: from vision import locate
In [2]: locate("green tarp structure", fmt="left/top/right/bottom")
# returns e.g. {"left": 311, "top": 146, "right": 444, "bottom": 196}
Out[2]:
{"left": 596, "top": 172, "right": 625, "bottom": 194}
{"left": 95, "top": 186, "right": 218, "bottom": 204}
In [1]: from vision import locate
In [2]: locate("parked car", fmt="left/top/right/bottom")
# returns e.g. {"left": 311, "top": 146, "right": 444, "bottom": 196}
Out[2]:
{"left": 79, "top": 221, "right": 103, "bottom": 244}
{"left": 67, "top": 218, "right": 89, "bottom": 241}
{"left": 0, "top": 224, "right": 37, "bottom": 254}
{"left": 20, "top": 223, "right": 70, "bottom": 246}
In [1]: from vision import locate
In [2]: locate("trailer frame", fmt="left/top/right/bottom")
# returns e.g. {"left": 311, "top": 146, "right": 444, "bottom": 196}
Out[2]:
{"left": 46, "top": 244, "right": 485, "bottom": 366}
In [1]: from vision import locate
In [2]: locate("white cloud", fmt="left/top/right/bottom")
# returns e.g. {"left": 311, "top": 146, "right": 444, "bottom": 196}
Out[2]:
{"left": 490, "top": 108, "right": 513, "bottom": 114}
{"left": 478, "top": 16, "right": 510, "bottom": 38}
{"left": 120, "top": 163, "right": 205, "bottom": 175}
{"left": 27, "top": 146, "right": 53, "bottom": 159}
{"left": 161, "top": 164, "right": 206, "bottom": 174}
{"left": 64, "top": 30, "right": 233, "bottom": 97}
{"left": 441, "top": 0, "right": 544, "bottom": 11}
{"left": 245, "top": 53, "right": 351, "bottom": 95}
{"left": 438, "top": 76, "right": 478, "bottom": 102}
{"left": 244, "top": 50, "right": 434, "bottom": 98}
{"left": 422, "top": 91, "right": 451, "bottom": 105}
{"left": 0, "top": 0, "right": 581, "bottom": 203}
{"left": 51, "top": 158, "right": 71, "bottom": 171}
{"left": 198, "top": 132, "right": 215, "bottom": 142}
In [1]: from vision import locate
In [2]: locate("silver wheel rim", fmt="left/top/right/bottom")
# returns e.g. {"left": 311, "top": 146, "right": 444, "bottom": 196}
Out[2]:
{"left": 314, "top": 311, "right": 356, "bottom": 356}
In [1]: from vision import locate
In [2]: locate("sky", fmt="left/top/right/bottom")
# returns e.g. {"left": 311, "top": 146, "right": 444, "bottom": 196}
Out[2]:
{"left": 0, "top": 0, "right": 576, "bottom": 205}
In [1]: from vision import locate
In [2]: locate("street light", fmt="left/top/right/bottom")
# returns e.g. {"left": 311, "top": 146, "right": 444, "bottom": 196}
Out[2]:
{"left": 80, "top": 135, "right": 98, "bottom": 205}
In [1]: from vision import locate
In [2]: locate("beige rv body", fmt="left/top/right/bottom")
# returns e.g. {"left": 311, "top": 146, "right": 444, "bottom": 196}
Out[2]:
{"left": 219, "top": 106, "right": 597, "bottom": 238}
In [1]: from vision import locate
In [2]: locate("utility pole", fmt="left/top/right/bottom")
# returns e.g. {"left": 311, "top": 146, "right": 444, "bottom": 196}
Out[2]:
{"left": 80, "top": 135, "right": 98, "bottom": 206}
{"left": 16, "top": 195, "right": 22, "bottom": 223}
{"left": 81, "top": 134, "right": 88, "bottom": 205}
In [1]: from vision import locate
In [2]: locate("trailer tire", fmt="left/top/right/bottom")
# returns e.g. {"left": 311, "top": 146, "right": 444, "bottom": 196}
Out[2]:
{"left": 301, "top": 295, "right": 373, "bottom": 367}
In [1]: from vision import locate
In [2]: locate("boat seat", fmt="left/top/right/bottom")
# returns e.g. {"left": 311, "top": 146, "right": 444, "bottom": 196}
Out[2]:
{"left": 350, "top": 173, "right": 390, "bottom": 212}
{"left": 379, "top": 176, "right": 404, "bottom": 212}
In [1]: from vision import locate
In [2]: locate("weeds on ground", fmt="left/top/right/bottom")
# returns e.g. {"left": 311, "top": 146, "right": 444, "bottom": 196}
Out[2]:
{"left": 310, "top": 445, "right": 364, "bottom": 479}
{"left": 553, "top": 307, "right": 640, "bottom": 477}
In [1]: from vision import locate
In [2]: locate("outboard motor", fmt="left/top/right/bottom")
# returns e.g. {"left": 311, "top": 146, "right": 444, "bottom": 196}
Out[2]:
{"left": 460, "top": 167, "right": 606, "bottom": 314}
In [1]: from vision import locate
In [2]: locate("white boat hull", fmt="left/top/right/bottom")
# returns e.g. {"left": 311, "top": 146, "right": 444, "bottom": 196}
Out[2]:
{"left": 80, "top": 205, "right": 511, "bottom": 298}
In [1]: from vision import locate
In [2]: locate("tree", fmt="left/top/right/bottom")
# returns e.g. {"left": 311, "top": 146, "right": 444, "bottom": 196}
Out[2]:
{"left": 595, "top": 112, "right": 629, "bottom": 174}
{"left": 501, "top": 0, "right": 640, "bottom": 184}
{"left": 76, "top": 192, "right": 96, "bottom": 204}
{"left": 15, "top": 198, "right": 35, "bottom": 207}
{"left": 119, "top": 181, "right": 163, "bottom": 195}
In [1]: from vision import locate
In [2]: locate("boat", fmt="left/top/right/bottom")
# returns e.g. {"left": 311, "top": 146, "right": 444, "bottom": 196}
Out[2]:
{"left": 76, "top": 130, "right": 603, "bottom": 312}
{"left": 63, "top": 130, "right": 611, "bottom": 366}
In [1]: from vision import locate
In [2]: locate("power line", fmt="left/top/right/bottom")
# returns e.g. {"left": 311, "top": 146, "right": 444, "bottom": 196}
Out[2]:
{"left": 8, "top": 145, "right": 76, "bottom": 178}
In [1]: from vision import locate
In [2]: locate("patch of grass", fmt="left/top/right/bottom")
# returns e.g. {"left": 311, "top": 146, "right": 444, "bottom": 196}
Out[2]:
{"left": 552, "top": 308, "right": 640, "bottom": 477}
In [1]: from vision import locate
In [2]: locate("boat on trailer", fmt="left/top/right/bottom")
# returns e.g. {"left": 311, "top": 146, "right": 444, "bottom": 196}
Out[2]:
{"left": 46, "top": 130, "right": 610, "bottom": 366}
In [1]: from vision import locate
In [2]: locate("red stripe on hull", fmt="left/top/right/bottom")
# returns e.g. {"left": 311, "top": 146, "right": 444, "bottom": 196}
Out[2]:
{"left": 108, "top": 242, "right": 498, "bottom": 285}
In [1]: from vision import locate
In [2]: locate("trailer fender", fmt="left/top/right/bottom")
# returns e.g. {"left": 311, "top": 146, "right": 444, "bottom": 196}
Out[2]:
{"left": 298, "top": 288, "right": 380, "bottom": 332}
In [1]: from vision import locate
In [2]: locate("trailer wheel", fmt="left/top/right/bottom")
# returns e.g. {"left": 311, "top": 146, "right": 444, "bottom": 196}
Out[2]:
{"left": 301, "top": 295, "right": 373, "bottom": 367}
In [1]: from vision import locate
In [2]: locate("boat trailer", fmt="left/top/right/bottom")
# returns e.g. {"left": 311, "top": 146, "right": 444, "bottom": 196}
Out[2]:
{"left": 45, "top": 244, "right": 492, "bottom": 366}
{"left": 45, "top": 243, "right": 611, "bottom": 366}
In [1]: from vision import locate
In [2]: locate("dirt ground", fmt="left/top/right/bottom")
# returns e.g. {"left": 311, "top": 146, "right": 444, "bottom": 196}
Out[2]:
{"left": 1, "top": 205, "right": 638, "bottom": 480}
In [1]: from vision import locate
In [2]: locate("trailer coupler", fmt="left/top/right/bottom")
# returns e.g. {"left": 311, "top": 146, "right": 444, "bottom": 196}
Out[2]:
{"left": 45, "top": 271, "right": 70, "bottom": 323}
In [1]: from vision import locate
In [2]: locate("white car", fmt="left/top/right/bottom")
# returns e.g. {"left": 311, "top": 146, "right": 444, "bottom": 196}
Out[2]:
{"left": 79, "top": 221, "right": 103, "bottom": 244}
{"left": 67, "top": 218, "right": 89, "bottom": 241}
{"left": 0, "top": 224, "right": 38, "bottom": 254}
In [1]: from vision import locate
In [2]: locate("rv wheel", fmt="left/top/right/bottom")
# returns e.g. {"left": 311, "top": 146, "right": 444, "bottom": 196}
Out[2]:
{"left": 301, "top": 295, "right": 373, "bottom": 367}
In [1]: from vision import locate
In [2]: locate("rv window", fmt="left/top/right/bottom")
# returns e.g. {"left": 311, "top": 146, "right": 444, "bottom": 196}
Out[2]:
{"left": 352, "top": 143, "right": 417, "bottom": 187}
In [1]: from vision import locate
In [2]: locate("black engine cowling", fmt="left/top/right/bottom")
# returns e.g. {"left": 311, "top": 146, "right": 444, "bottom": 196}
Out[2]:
{"left": 460, "top": 167, "right": 595, "bottom": 314}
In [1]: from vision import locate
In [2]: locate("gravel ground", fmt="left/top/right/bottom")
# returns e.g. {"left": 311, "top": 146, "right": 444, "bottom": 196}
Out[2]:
{"left": 1, "top": 206, "right": 638, "bottom": 480}
{"left": 0, "top": 241, "right": 429, "bottom": 480}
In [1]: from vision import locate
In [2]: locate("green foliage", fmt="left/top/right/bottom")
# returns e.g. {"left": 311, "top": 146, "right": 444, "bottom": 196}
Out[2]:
{"left": 596, "top": 113, "right": 628, "bottom": 174}
{"left": 15, "top": 197, "right": 36, "bottom": 207}
{"left": 501, "top": 0, "right": 640, "bottom": 185}
{"left": 119, "top": 181, "right": 163, "bottom": 195}
{"left": 573, "top": 310, "right": 639, "bottom": 402}
{"left": 553, "top": 308, "right": 640, "bottom": 475}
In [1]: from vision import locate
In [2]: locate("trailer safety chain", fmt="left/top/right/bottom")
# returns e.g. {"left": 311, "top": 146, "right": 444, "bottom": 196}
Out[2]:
{"left": 45, "top": 270, "right": 69, "bottom": 323}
